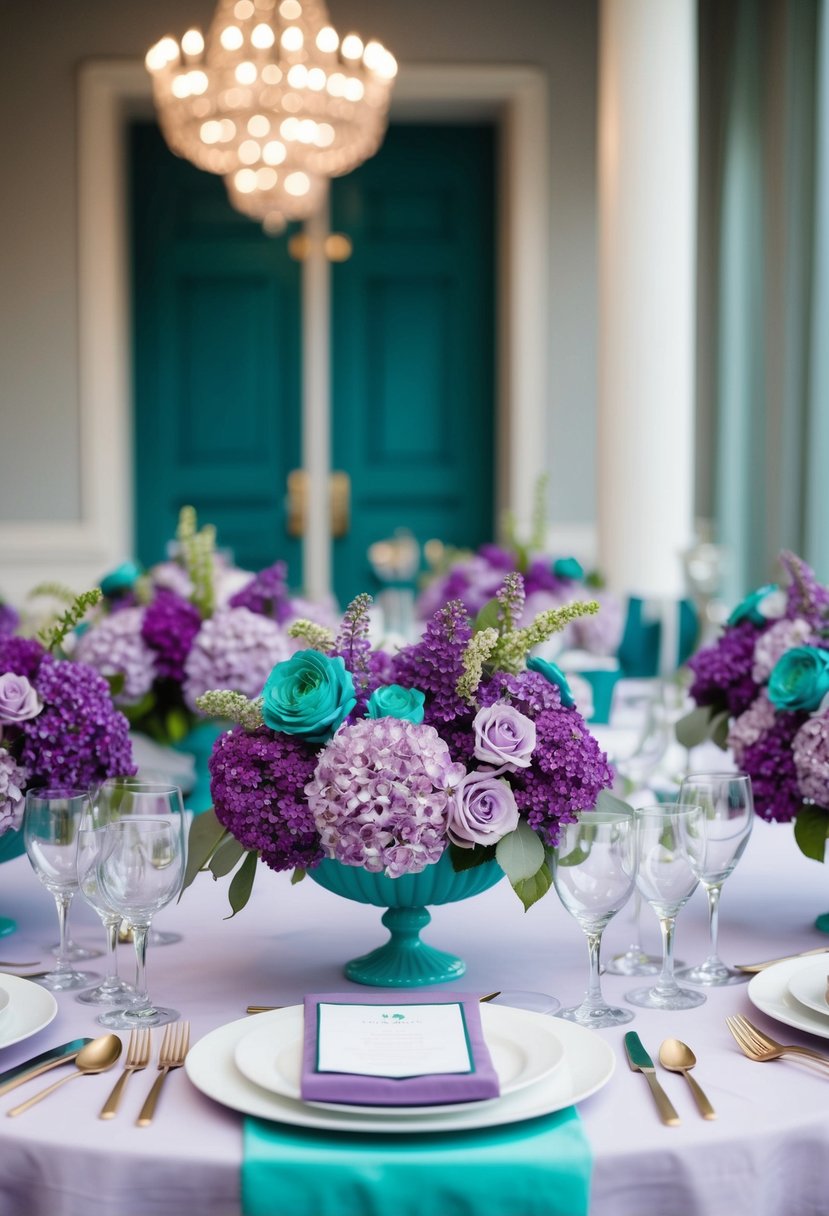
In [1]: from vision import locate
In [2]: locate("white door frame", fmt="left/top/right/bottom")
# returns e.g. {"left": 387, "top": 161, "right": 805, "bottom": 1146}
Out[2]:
{"left": 0, "top": 60, "right": 550, "bottom": 600}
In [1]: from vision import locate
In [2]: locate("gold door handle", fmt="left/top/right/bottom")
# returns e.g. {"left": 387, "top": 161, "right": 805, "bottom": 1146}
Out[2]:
{"left": 286, "top": 470, "right": 350, "bottom": 538}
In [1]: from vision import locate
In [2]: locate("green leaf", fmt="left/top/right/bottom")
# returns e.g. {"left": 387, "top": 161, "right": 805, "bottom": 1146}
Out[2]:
{"left": 495, "top": 819, "right": 545, "bottom": 884}
{"left": 473, "top": 597, "right": 501, "bottom": 635}
{"left": 511, "top": 859, "right": 552, "bottom": 911}
{"left": 122, "top": 692, "right": 157, "bottom": 725}
{"left": 106, "top": 672, "right": 126, "bottom": 698}
{"left": 225, "top": 849, "right": 258, "bottom": 918}
{"left": 595, "top": 789, "right": 634, "bottom": 816}
{"left": 291, "top": 867, "right": 307, "bottom": 885}
{"left": 794, "top": 805, "right": 829, "bottom": 863}
{"left": 675, "top": 706, "right": 715, "bottom": 749}
{"left": 448, "top": 842, "right": 497, "bottom": 872}
{"left": 208, "top": 835, "right": 245, "bottom": 879}
{"left": 710, "top": 710, "right": 731, "bottom": 750}
{"left": 165, "top": 708, "right": 191, "bottom": 744}
{"left": 180, "top": 809, "right": 228, "bottom": 898}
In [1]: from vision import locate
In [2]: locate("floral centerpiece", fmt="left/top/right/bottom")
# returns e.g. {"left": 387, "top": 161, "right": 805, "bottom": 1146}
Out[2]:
{"left": 187, "top": 575, "right": 614, "bottom": 941}
{"left": 679, "top": 551, "right": 829, "bottom": 862}
{"left": 0, "top": 591, "right": 135, "bottom": 850}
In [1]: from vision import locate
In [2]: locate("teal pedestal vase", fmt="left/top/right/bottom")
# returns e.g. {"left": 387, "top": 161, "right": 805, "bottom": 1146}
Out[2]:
{"left": 173, "top": 721, "right": 225, "bottom": 814}
{"left": 0, "top": 829, "right": 26, "bottom": 937}
{"left": 308, "top": 853, "right": 504, "bottom": 987}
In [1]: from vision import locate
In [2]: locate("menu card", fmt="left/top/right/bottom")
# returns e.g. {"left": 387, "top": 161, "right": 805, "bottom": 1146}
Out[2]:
{"left": 316, "top": 1001, "right": 473, "bottom": 1078}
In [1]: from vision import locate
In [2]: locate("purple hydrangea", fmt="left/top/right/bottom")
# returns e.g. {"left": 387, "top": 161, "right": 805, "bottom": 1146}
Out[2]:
{"left": 0, "top": 750, "right": 26, "bottom": 833}
{"left": 728, "top": 694, "right": 777, "bottom": 767}
{"left": 306, "top": 717, "right": 465, "bottom": 877}
{"left": 0, "top": 636, "right": 48, "bottom": 683}
{"left": 209, "top": 726, "right": 323, "bottom": 872}
{"left": 18, "top": 657, "right": 135, "bottom": 790}
{"left": 183, "top": 607, "right": 293, "bottom": 712}
{"left": 229, "top": 562, "right": 292, "bottom": 624}
{"left": 688, "top": 619, "right": 765, "bottom": 717}
{"left": 75, "top": 607, "right": 156, "bottom": 705}
{"left": 391, "top": 600, "right": 472, "bottom": 725}
{"left": 151, "top": 560, "right": 194, "bottom": 601}
{"left": 141, "top": 591, "right": 202, "bottom": 683}
{"left": 752, "top": 618, "right": 814, "bottom": 684}
{"left": 793, "top": 715, "right": 829, "bottom": 808}
{"left": 741, "top": 712, "right": 803, "bottom": 823}
{"left": 0, "top": 603, "right": 19, "bottom": 638}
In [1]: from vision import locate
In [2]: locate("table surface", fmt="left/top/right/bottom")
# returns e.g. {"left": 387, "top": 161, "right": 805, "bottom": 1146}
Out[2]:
{"left": 1, "top": 812, "right": 828, "bottom": 1216}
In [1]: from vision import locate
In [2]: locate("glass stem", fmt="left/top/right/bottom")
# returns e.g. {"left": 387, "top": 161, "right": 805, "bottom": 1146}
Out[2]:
{"left": 100, "top": 918, "right": 121, "bottom": 990}
{"left": 584, "top": 930, "right": 606, "bottom": 1009}
{"left": 705, "top": 883, "right": 723, "bottom": 964}
{"left": 654, "top": 914, "right": 678, "bottom": 997}
{"left": 625, "top": 888, "right": 643, "bottom": 955}
{"left": 131, "top": 923, "right": 152, "bottom": 1010}
{"left": 53, "top": 892, "right": 73, "bottom": 973}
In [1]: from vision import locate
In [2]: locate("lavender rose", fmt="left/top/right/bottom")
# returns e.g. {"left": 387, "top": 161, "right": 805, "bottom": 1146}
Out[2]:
{"left": 0, "top": 672, "right": 42, "bottom": 726}
{"left": 473, "top": 703, "right": 536, "bottom": 770}
{"left": 447, "top": 770, "right": 520, "bottom": 848}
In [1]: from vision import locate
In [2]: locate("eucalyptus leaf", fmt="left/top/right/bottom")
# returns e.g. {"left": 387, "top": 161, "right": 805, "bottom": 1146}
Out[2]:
{"left": 474, "top": 598, "right": 501, "bottom": 635}
{"left": 512, "top": 859, "right": 552, "bottom": 911}
{"left": 710, "top": 710, "right": 731, "bottom": 750}
{"left": 291, "top": 867, "right": 307, "bottom": 885}
{"left": 495, "top": 819, "right": 545, "bottom": 884}
{"left": 208, "top": 835, "right": 245, "bottom": 879}
{"left": 448, "top": 842, "right": 497, "bottom": 872}
{"left": 794, "top": 805, "right": 829, "bottom": 863}
{"left": 225, "top": 849, "right": 259, "bottom": 918}
{"left": 180, "top": 808, "right": 228, "bottom": 898}
{"left": 675, "top": 706, "right": 715, "bottom": 749}
{"left": 106, "top": 672, "right": 126, "bottom": 698}
{"left": 595, "top": 789, "right": 635, "bottom": 816}
{"left": 123, "top": 692, "right": 157, "bottom": 725}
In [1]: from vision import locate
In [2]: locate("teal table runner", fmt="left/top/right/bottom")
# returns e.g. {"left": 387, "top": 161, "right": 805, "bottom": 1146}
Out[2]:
{"left": 242, "top": 1107, "right": 592, "bottom": 1216}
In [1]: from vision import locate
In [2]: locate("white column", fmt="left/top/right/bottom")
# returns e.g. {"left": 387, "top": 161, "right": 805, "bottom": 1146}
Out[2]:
{"left": 597, "top": 0, "right": 697, "bottom": 597}
{"left": 301, "top": 194, "right": 332, "bottom": 600}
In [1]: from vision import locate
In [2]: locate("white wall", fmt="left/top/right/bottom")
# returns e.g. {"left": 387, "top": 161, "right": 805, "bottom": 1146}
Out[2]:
{"left": 0, "top": 0, "right": 599, "bottom": 570}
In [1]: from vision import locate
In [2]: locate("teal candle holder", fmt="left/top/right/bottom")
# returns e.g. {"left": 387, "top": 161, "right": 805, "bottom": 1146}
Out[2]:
{"left": 308, "top": 852, "right": 504, "bottom": 986}
{"left": 173, "top": 720, "right": 226, "bottom": 814}
{"left": 0, "top": 829, "right": 26, "bottom": 937}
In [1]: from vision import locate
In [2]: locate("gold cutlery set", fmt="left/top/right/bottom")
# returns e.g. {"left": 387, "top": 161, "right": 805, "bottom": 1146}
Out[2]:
{"left": 3, "top": 1023, "right": 190, "bottom": 1125}
{"left": 726, "top": 1014, "right": 829, "bottom": 1070}
{"left": 624, "top": 1032, "right": 715, "bottom": 1125}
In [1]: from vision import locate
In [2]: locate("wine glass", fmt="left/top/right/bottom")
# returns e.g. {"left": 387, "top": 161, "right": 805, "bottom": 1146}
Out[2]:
{"left": 551, "top": 807, "right": 637, "bottom": 1027}
{"left": 23, "top": 790, "right": 100, "bottom": 991}
{"left": 93, "top": 782, "right": 186, "bottom": 1028}
{"left": 74, "top": 825, "right": 133, "bottom": 1008}
{"left": 675, "top": 772, "right": 754, "bottom": 986}
{"left": 626, "top": 803, "right": 706, "bottom": 1011}
{"left": 605, "top": 890, "right": 661, "bottom": 976}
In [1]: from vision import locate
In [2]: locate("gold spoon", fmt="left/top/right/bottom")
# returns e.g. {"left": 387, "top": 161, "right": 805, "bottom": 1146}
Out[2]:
{"left": 7, "top": 1035, "right": 122, "bottom": 1117}
{"left": 658, "top": 1038, "right": 717, "bottom": 1120}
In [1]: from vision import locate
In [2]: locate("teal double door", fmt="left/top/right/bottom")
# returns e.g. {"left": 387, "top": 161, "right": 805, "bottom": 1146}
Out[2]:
{"left": 132, "top": 121, "right": 495, "bottom": 603}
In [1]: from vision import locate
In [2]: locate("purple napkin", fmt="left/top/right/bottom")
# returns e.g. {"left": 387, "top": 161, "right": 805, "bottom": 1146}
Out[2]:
{"left": 300, "top": 991, "right": 500, "bottom": 1107}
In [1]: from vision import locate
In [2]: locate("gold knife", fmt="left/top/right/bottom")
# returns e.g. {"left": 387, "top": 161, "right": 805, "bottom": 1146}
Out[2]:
{"left": 624, "top": 1032, "right": 680, "bottom": 1126}
{"left": 734, "top": 947, "right": 829, "bottom": 974}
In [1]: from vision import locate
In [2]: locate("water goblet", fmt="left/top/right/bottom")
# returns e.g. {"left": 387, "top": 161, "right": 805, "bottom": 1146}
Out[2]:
{"left": 675, "top": 772, "right": 754, "bottom": 986}
{"left": 552, "top": 807, "right": 637, "bottom": 1028}
{"left": 626, "top": 803, "right": 706, "bottom": 1011}
{"left": 23, "top": 790, "right": 100, "bottom": 991}
{"left": 605, "top": 889, "right": 661, "bottom": 976}
{"left": 74, "top": 825, "right": 133, "bottom": 1008}
{"left": 93, "top": 782, "right": 186, "bottom": 1029}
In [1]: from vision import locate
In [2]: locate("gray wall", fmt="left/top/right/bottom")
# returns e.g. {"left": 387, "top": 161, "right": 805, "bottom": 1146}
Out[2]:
{"left": 0, "top": 0, "right": 599, "bottom": 529}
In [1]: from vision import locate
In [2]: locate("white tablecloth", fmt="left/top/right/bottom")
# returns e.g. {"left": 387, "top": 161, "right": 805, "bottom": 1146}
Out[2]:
{"left": 0, "top": 816, "right": 828, "bottom": 1216}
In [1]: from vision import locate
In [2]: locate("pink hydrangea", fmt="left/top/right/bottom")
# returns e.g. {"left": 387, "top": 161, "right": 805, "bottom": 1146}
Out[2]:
{"left": 305, "top": 717, "right": 466, "bottom": 878}
{"left": 752, "top": 618, "right": 813, "bottom": 684}
{"left": 727, "top": 694, "right": 777, "bottom": 766}
{"left": 75, "top": 606, "right": 156, "bottom": 704}
{"left": 0, "top": 750, "right": 26, "bottom": 833}
{"left": 183, "top": 608, "right": 293, "bottom": 712}
{"left": 793, "top": 715, "right": 829, "bottom": 808}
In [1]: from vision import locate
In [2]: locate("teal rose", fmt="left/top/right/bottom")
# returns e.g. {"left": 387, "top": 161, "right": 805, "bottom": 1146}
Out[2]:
{"left": 366, "top": 684, "right": 425, "bottom": 724}
{"left": 768, "top": 646, "right": 829, "bottom": 713}
{"left": 261, "top": 650, "right": 356, "bottom": 742}
{"left": 727, "top": 583, "right": 785, "bottom": 627}
{"left": 526, "top": 655, "right": 576, "bottom": 708}
{"left": 100, "top": 560, "right": 143, "bottom": 598}
{"left": 553, "top": 556, "right": 584, "bottom": 582}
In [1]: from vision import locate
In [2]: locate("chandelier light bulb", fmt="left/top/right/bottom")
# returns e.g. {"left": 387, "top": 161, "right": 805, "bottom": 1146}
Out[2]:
{"left": 181, "top": 29, "right": 205, "bottom": 57}
{"left": 251, "top": 23, "right": 276, "bottom": 48}
{"left": 280, "top": 26, "right": 303, "bottom": 51}
{"left": 234, "top": 0, "right": 255, "bottom": 17}
{"left": 248, "top": 114, "right": 271, "bottom": 137}
{"left": 340, "top": 33, "right": 363, "bottom": 60}
{"left": 220, "top": 25, "right": 244, "bottom": 50}
{"left": 284, "top": 171, "right": 311, "bottom": 196}
{"left": 315, "top": 26, "right": 338, "bottom": 52}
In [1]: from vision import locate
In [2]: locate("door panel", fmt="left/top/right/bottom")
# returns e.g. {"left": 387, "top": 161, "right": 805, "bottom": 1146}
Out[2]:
{"left": 331, "top": 124, "right": 496, "bottom": 604}
{"left": 130, "top": 123, "right": 301, "bottom": 574}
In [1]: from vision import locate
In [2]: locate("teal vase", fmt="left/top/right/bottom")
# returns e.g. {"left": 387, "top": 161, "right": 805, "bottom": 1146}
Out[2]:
{"left": 173, "top": 720, "right": 226, "bottom": 814}
{"left": 308, "top": 852, "right": 503, "bottom": 987}
{"left": 0, "top": 829, "right": 26, "bottom": 937}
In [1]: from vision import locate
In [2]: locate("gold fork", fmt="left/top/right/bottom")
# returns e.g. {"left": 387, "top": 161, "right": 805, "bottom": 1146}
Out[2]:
{"left": 726, "top": 1014, "right": 829, "bottom": 1070}
{"left": 135, "top": 1021, "right": 190, "bottom": 1127}
{"left": 99, "top": 1028, "right": 152, "bottom": 1119}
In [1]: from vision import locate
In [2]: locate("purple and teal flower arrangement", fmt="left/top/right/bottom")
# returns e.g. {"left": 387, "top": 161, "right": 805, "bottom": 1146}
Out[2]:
{"left": 187, "top": 574, "right": 614, "bottom": 914}
{"left": 680, "top": 551, "right": 829, "bottom": 860}
{"left": 0, "top": 598, "right": 135, "bottom": 836}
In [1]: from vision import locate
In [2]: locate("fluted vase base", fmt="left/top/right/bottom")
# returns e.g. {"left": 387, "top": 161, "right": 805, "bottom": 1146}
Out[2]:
{"left": 345, "top": 907, "right": 465, "bottom": 987}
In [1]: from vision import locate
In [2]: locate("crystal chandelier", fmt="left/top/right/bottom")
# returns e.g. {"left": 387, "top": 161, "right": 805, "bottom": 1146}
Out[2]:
{"left": 145, "top": 0, "right": 397, "bottom": 230}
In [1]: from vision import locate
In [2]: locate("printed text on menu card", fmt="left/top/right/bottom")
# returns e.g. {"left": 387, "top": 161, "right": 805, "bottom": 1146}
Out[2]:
{"left": 316, "top": 1003, "right": 474, "bottom": 1078}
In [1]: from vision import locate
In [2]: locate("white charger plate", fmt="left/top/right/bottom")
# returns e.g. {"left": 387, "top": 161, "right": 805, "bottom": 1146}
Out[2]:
{"left": 748, "top": 956, "right": 829, "bottom": 1039}
{"left": 233, "top": 1003, "right": 564, "bottom": 1116}
{"left": 0, "top": 975, "right": 57, "bottom": 1049}
{"left": 787, "top": 959, "right": 829, "bottom": 1019}
{"left": 186, "top": 1004, "right": 615, "bottom": 1135}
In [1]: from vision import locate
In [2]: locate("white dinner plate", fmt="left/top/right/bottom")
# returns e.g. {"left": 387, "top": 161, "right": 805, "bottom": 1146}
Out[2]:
{"left": 233, "top": 1003, "right": 565, "bottom": 1116}
{"left": 748, "top": 956, "right": 829, "bottom": 1039}
{"left": 0, "top": 975, "right": 58, "bottom": 1049}
{"left": 786, "top": 960, "right": 829, "bottom": 1019}
{"left": 186, "top": 1005, "right": 615, "bottom": 1134}
{"left": 0, "top": 988, "right": 10, "bottom": 1019}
